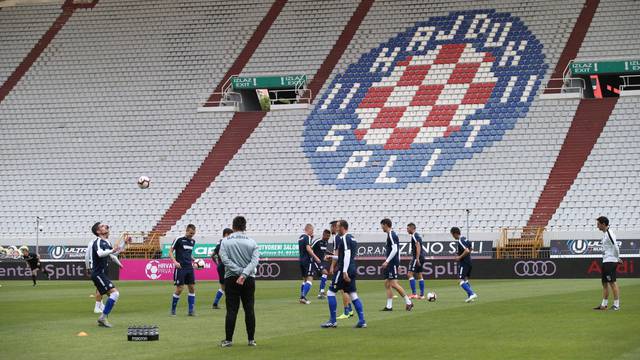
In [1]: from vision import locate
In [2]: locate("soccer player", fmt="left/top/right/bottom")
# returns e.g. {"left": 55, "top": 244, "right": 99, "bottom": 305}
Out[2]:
{"left": 170, "top": 224, "right": 198, "bottom": 316}
{"left": 89, "top": 222, "right": 125, "bottom": 327}
{"left": 312, "top": 229, "right": 330, "bottom": 299}
{"left": 298, "top": 224, "right": 321, "bottom": 304}
{"left": 407, "top": 223, "right": 426, "bottom": 299}
{"left": 321, "top": 220, "right": 366, "bottom": 328}
{"left": 380, "top": 219, "right": 413, "bottom": 311}
{"left": 451, "top": 227, "right": 477, "bottom": 302}
{"left": 594, "top": 216, "right": 621, "bottom": 311}
{"left": 328, "top": 220, "right": 354, "bottom": 319}
{"left": 84, "top": 240, "right": 104, "bottom": 313}
{"left": 85, "top": 238, "right": 123, "bottom": 313}
{"left": 21, "top": 247, "right": 52, "bottom": 286}
{"left": 212, "top": 228, "right": 233, "bottom": 309}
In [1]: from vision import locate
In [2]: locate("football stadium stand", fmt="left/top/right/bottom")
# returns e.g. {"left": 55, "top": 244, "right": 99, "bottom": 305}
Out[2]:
{"left": 0, "top": 0, "right": 271, "bottom": 241}
{"left": 0, "top": 0, "right": 638, "bottom": 249}
{"left": 0, "top": 4, "right": 60, "bottom": 86}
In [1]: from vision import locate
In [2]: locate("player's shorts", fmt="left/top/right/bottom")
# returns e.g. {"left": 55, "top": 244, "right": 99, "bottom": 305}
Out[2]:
{"left": 314, "top": 261, "right": 329, "bottom": 275}
{"left": 299, "top": 260, "right": 315, "bottom": 277}
{"left": 601, "top": 262, "right": 617, "bottom": 283}
{"left": 217, "top": 263, "right": 225, "bottom": 285}
{"left": 329, "top": 270, "right": 357, "bottom": 293}
{"left": 383, "top": 264, "right": 398, "bottom": 279}
{"left": 409, "top": 258, "right": 423, "bottom": 273}
{"left": 91, "top": 272, "right": 115, "bottom": 295}
{"left": 28, "top": 263, "right": 42, "bottom": 271}
{"left": 174, "top": 268, "right": 195, "bottom": 286}
{"left": 459, "top": 263, "right": 472, "bottom": 279}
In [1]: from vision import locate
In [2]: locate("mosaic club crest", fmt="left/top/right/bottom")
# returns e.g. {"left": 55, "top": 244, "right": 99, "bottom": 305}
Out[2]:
{"left": 303, "top": 10, "right": 547, "bottom": 189}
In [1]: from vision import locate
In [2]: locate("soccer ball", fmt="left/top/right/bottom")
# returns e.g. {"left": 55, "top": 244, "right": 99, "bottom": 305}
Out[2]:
{"left": 427, "top": 292, "right": 437, "bottom": 302}
{"left": 137, "top": 176, "right": 150, "bottom": 189}
{"left": 194, "top": 259, "right": 206, "bottom": 269}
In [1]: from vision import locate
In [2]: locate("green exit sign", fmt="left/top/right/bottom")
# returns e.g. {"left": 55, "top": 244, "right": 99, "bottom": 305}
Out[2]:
{"left": 570, "top": 59, "right": 640, "bottom": 75}
{"left": 231, "top": 75, "right": 307, "bottom": 90}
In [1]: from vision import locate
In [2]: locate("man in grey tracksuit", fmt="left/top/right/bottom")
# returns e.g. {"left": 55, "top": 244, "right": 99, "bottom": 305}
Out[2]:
{"left": 594, "top": 216, "right": 621, "bottom": 311}
{"left": 219, "top": 216, "right": 260, "bottom": 347}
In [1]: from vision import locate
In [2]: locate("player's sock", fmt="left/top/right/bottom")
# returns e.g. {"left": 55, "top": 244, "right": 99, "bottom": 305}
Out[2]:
{"left": 350, "top": 293, "right": 365, "bottom": 322}
{"left": 95, "top": 301, "right": 102, "bottom": 308}
{"left": 213, "top": 289, "right": 224, "bottom": 306}
{"left": 601, "top": 299, "right": 608, "bottom": 307}
{"left": 386, "top": 298, "right": 393, "bottom": 309}
{"left": 419, "top": 279, "right": 425, "bottom": 296}
{"left": 171, "top": 293, "right": 180, "bottom": 313}
{"left": 302, "top": 281, "right": 312, "bottom": 298}
{"left": 188, "top": 293, "right": 195, "bottom": 313}
{"left": 300, "top": 282, "right": 305, "bottom": 298}
{"left": 342, "top": 301, "right": 353, "bottom": 315}
{"left": 409, "top": 277, "right": 416, "bottom": 295}
{"left": 327, "top": 291, "right": 337, "bottom": 323}
{"left": 31, "top": 274, "right": 36, "bottom": 286}
{"left": 461, "top": 281, "right": 474, "bottom": 296}
{"left": 102, "top": 291, "right": 119, "bottom": 316}
{"left": 403, "top": 295, "right": 412, "bottom": 305}
{"left": 613, "top": 299, "right": 620, "bottom": 307}
{"left": 320, "top": 274, "right": 327, "bottom": 293}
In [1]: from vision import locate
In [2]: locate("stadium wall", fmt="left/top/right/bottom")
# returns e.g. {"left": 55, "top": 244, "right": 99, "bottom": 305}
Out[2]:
{"left": 2, "top": 258, "right": 637, "bottom": 281}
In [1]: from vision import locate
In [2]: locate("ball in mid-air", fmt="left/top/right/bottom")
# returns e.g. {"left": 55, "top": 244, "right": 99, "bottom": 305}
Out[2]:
{"left": 427, "top": 292, "right": 437, "bottom": 302}
{"left": 194, "top": 259, "right": 206, "bottom": 269}
{"left": 137, "top": 176, "right": 150, "bottom": 189}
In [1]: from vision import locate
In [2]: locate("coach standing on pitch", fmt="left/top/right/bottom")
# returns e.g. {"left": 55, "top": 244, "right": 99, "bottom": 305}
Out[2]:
{"left": 219, "top": 216, "right": 260, "bottom": 347}
{"left": 594, "top": 216, "right": 622, "bottom": 311}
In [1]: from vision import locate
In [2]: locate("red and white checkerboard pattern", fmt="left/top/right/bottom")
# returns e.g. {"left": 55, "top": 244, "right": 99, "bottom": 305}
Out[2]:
{"left": 354, "top": 43, "right": 498, "bottom": 150}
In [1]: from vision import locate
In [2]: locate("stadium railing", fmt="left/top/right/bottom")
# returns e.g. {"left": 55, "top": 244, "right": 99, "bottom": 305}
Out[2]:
{"left": 119, "top": 231, "right": 163, "bottom": 259}
{"left": 496, "top": 226, "right": 545, "bottom": 259}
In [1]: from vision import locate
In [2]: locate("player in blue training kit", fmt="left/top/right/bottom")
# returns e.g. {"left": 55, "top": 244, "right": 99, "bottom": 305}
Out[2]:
{"left": 298, "top": 224, "right": 321, "bottom": 304}
{"left": 170, "top": 224, "right": 198, "bottom": 316}
{"left": 407, "top": 223, "right": 426, "bottom": 300}
{"left": 312, "top": 229, "right": 331, "bottom": 299}
{"left": 380, "top": 218, "right": 414, "bottom": 311}
{"left": 212, "top": 228, "right": 233, "bottom": 309}
{"left": 451, "top": 227, "right": 478, "bottom": 302}
{"left": 328, "top": 220, "right": 354, "bottom": 319}
{"left": 89, "top": 222, "right": 125, "bottom": 328}
{"left": 321, "top": 220, "right": 366, "bottom": 328}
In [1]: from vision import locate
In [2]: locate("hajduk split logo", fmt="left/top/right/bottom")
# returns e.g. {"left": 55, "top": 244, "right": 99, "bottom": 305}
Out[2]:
{"left": 304, "top": 10, "right": 547, "bottom": 189}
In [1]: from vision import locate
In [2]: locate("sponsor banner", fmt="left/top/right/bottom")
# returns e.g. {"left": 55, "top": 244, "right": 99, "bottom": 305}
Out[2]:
{"left": 550, "top": 239, "right": 640, "bottom": 258}
{"left": 355, "top": 241, "right": 493, "bottom": 259}
{"left": 161, "top": 243, "right": 217, "bottom": 258}
{"left": 119, "top": 259, "right": 220, "bottom": 281}
{"left": 42, "top": 245, "right": 88, "bottom": 260}
{"left": 160, "top": 243, "right": 299, "bottom": 259}
{"left": 249, "top": 258, "right": 639, "bottom": 280}
{"left": 161, "top": 241, "right": 493, "bottom": 259}
{"left": 1, "top": 245, "right": 88, "bottom": 261}
{"left": 0, "top": 245, "right": 35, "bottom": 260}
{"left": 0, "top": 260, "right": 118, "bottom": 280}
{"left": 258, "top": 243, "right": 299, "bottom": 258}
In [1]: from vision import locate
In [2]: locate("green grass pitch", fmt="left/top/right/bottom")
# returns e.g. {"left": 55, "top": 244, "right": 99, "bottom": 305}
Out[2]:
{"left": 1, "top": 279, "right": 638, "bottom": 359}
